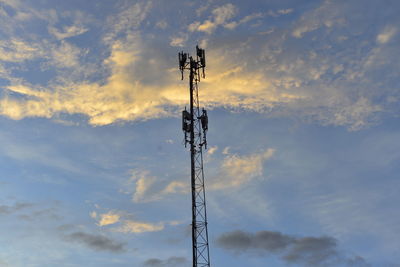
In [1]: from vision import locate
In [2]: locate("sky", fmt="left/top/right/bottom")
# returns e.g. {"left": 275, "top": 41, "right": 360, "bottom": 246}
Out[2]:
{"left": 0, "top": 0, "right": 399, "bottom": 266}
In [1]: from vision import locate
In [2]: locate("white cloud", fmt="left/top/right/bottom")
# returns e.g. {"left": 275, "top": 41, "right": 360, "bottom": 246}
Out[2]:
{"left": 377, "top": 26, "right": 396, "bottom": 44}
{"left": 210, "top": 148, "right": 276, "bottom": 190}
{"left": 130, "top": 170, "right": 159, "bottom": 203}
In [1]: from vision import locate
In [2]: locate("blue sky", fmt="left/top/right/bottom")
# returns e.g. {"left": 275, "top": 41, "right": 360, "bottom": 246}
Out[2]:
{"left": 0, "top": 0, "right": 399, "bottom": 266}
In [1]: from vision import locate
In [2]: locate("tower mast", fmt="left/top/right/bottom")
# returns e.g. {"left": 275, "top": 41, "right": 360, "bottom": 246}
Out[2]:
{"left": 179, "top": 46, "right": 210, "bottom": 267}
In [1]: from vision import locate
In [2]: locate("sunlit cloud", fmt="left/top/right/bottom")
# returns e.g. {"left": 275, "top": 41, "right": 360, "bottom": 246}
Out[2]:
{"left": 376, "top": 26, "right": 397, "bottom": 44}
{"left": 90, "top": 208, "right": 176, "bottom": 234}
{"left": 113, "top": 219, "right": 164, "bottom": 234}
{"left": 210, "top": 148, "right": 275, "bottom": 190}
{"left": 207, "top": 146, "right": 218, "bottom": 156}
{"left": 0, "top": 0, "right": 396, "bottom": 132}
{"left": 92, "top": 211, "right": 121, "bottom": 226}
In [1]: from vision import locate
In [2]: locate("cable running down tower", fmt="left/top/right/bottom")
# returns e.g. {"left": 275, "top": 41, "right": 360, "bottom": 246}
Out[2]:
{"left": 179, "top": 46, "right": 210, "bottom": 267}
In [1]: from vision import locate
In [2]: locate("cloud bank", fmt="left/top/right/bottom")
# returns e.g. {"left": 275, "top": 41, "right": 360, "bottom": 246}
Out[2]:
{"left": 0, "top": 0, "right": 398, "bottom": 131}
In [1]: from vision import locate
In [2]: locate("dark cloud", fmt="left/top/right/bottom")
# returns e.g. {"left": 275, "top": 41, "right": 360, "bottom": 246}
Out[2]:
{"left": 217, "top": 230, "right": 369, "bottom": 266}
{"left": 18, "top": 207, "right": 62, "bottom": 221}
{"left": 0, "top": 202, "right": 33, "bottom": 214}
{"left": 65, "top": 231, "right": 126, "bottom": 253}
{"left": 143, "top": 256, "right": 187, "bottom": 267}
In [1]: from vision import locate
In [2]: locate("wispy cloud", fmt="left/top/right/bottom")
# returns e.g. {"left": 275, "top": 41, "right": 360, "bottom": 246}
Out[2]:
{"left": 292, "top": 0, "right": 344, "bottom": 38}
{"left": 188, "top": 4, "right": 238, "bottom": 34}
{"left": 210, "top": 148, "right": 275, "bottom": 190}
{"left": 0, "top": 39, "right": 43, "bottom": 62}
{"left": 48, "top": 24, "right": 88, "bottom": 40}
{"left": 112, "top": 219, "right": 164, "bottom": 234}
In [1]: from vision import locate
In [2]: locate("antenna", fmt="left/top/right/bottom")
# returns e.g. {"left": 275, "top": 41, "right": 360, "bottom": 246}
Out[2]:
{"left": 180, "top": 46, "right": 210, "bottom": 267}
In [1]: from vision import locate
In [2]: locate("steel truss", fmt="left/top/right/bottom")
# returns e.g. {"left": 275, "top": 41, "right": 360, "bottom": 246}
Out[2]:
{"left": 180, "top": 46, "right": 210, "bottom": 267}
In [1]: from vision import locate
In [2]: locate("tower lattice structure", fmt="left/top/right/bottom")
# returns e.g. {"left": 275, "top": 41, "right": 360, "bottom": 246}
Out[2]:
{"left": 179, "top": 46, "right": 210, "bottom": 267}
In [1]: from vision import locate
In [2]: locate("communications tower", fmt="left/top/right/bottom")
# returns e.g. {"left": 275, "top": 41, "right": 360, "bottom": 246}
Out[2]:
{"left": 179, "top": 46, "right": 210, "bottom": 267}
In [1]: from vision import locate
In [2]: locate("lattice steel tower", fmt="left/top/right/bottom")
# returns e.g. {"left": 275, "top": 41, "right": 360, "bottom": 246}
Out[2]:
{"left": 179, "top": 46, "right": 210, "bottom": 267}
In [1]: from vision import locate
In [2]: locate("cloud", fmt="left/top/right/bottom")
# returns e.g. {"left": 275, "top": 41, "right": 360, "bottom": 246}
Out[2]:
{"left": 143, "top": 257, "right": 187, "bottom": 267}
{"left": 0, "top": 39, "right": 43, "bottom": 62}
{"left": 0, "top": 0, "right": 21, "bottom": 10}
{"left": 127, "top": 148, "right": 274, "bottom": 203}
{"left": 330, "top": 97, "right": 381, "bottom": 131}
{"left": 217, "top": 230, "right": 369, "bottom": 266}
{"left": 155, "top": 20, "right": 167, "bottom": 29}
{"left": 96, "top": 211, "right": 121, "bottom": 226}
{"left": 50, "top": 41, "right": 83, "bottom": 68}
{"left": 207, "top": 146, "right": 218, "bottom": 155}
{"left": 169, "top": 34, "right": 188, "bottom": 47}
{"left": 0, "top": 202, "right": 33, "bottom": 214}
{"left": 48, "top": 24, "right": 88, "bottom": 40}
{"left": 91, "top": 208, "right": 168, "bottom": 234}
{"left": 0, "top": 31, "right": 177, "bottom": 125}
{"left": 113, "top": 219, "right": 164, "bottom": 234}
{"left": 213, "top": 4, "right": 238, "bottom": 25}
{"left": 130, "top": 170, "right": 160, "bottom": 203}
{"left": 210, "top": 148, "right": 275, "bottom": 190}
{"left": 64, "top": 231, "right": 126, "bottom": 253}
{"left": 161, "top": 181, "right": 187, "bottom": 194}
{"left": 376, "top": 26, "right": 397, "bottom": 44}
{"left": 292, "top": 0, "right": 344, "bottom": 38}
{"left": 278, "top": 9, "right": 294, "bottom": 15}
{"left": 0, "top": 0, "right": 396, "bottom": 131}
{"left": 128, "top": 169, "right": 188, "bottom": 203}
{"left": 103, "top": 1, "right": 152, "bottom": 43}
{"left": 224, "top": 13, "right": 263, "bottom": 30}
{"left": 188, "top": 4, "right": 238, "bottom": 34}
